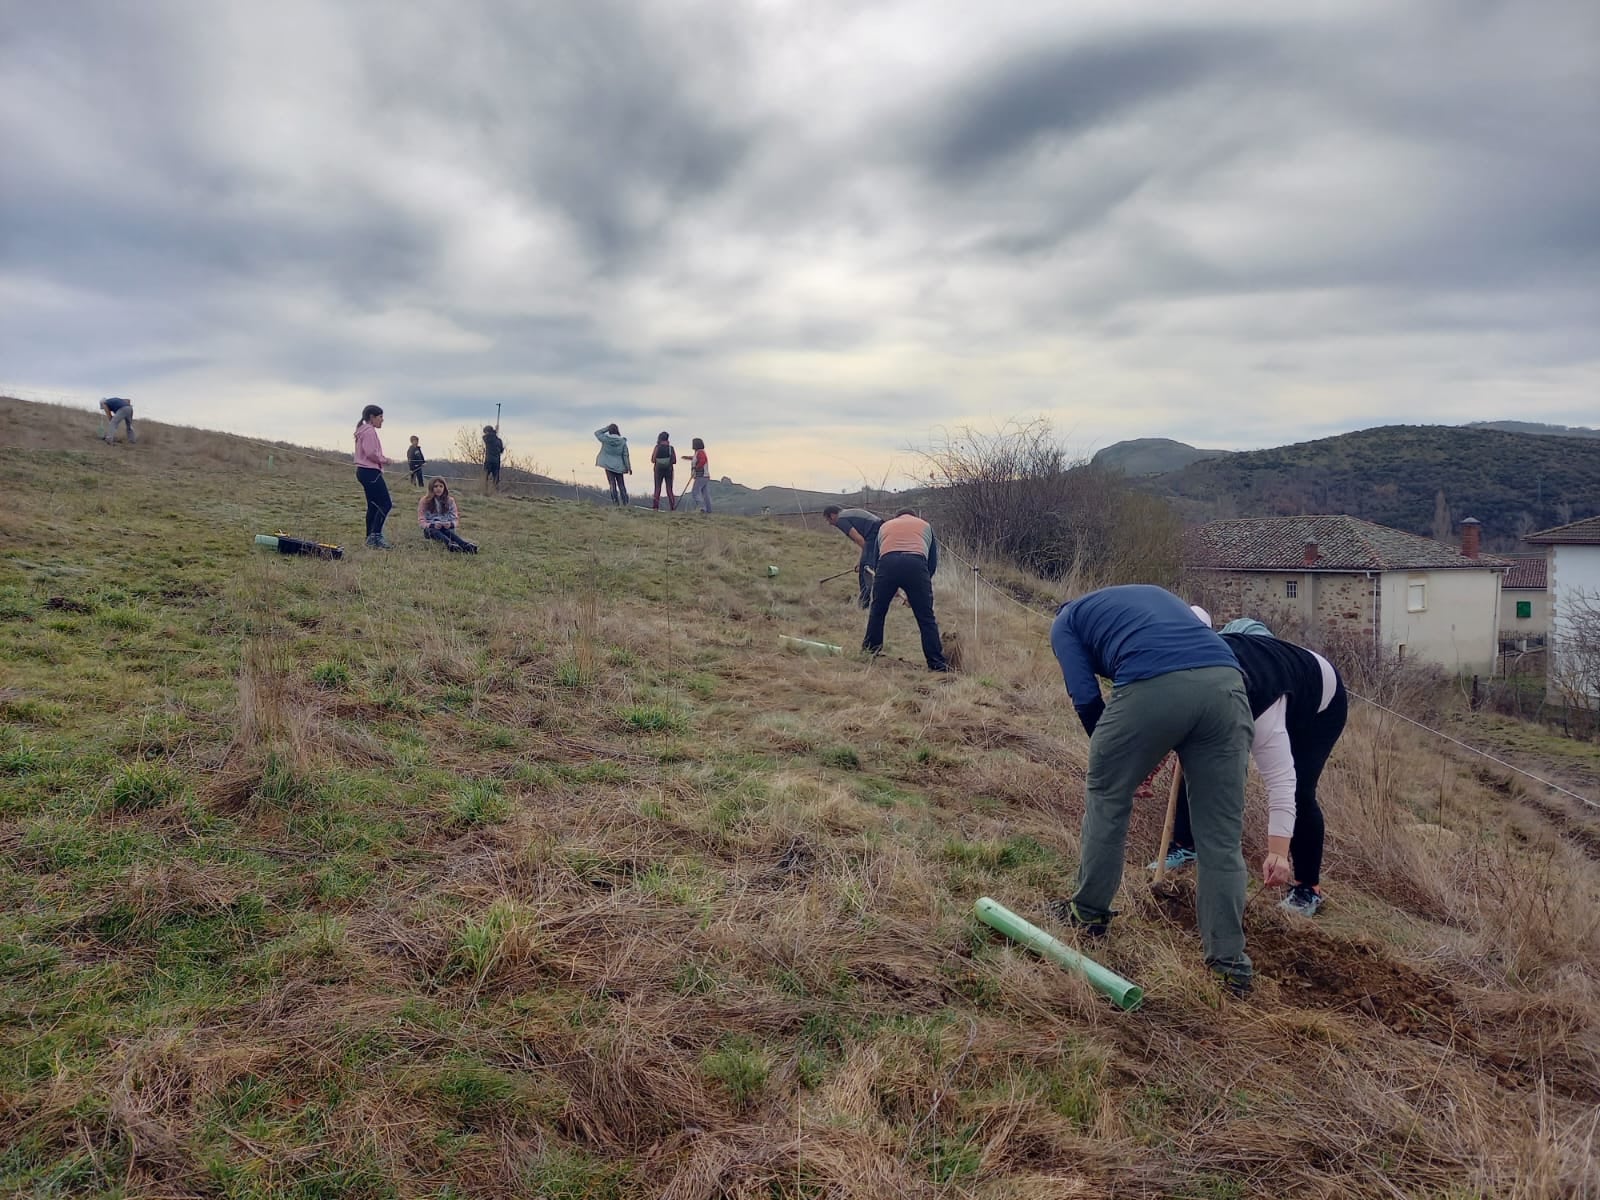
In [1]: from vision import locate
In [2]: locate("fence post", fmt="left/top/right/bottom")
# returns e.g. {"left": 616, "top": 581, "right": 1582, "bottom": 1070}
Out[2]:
{"left": 1471, "top": 674, "right": 1480, "bottom": 712}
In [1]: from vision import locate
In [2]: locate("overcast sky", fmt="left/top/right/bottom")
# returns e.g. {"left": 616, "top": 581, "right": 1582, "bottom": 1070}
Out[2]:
{"left": 3, "top": 0, "right": 1596, "bottom": 490}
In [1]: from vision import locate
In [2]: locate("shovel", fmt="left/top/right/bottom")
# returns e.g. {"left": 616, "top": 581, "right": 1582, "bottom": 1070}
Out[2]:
{"left": 1152, "top": 760, "right": 1184, "bottom": 895}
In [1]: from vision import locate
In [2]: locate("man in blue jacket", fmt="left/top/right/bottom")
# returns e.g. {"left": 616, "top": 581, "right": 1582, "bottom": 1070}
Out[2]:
{"left": 1049, "top": 585, "right": 1256, "bottom": 992}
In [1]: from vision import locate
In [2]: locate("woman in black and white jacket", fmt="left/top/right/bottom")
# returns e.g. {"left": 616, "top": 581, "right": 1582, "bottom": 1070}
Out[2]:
{"left": 1159, "top": 618, "right": 1347, "bottom": 917}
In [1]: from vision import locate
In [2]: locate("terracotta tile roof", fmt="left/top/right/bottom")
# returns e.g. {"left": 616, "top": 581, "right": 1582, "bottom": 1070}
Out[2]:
{"left": 1526, "top": 516, "right": 1600, "bottom": 545}
{"left": 1501, "top": 556, "right": 1548, "bottom": 589}
{"left": 1187, "top": 515, "right": 1509, "bottom": 572}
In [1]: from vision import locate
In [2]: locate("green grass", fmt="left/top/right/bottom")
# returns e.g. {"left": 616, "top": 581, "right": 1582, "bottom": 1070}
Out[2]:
{"left": 1, "top": 397, "right": 1596, "bottom": 1200}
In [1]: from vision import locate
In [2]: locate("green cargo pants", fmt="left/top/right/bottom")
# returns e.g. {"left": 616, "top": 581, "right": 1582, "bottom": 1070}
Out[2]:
{"left": 1072, "top": 666, "right": 1255, "bottom": 975}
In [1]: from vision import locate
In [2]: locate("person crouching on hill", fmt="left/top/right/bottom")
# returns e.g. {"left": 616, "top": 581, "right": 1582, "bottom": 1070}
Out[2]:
{"left": 595, "top": 424, "right": 631, "bottom": 506}
{"left": 1155, "top": 618, "right": 1346, "bottom": 918}
{"left": 418, "top": 478, "right": 478, "bottom": 553}
{"left": 864, "top": 509, "right": 948, "bottom": 672}
{"left": 353, "top": 404, "right": 396, "bottom": 549}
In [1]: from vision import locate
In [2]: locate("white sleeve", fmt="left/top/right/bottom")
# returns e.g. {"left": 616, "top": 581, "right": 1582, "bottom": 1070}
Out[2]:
{"left": 1251, "top": 697, "right": 1298, "bottom": 840}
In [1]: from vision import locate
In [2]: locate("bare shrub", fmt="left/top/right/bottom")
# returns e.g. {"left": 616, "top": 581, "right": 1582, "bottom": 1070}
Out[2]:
{"left": 918, "top": 419, "right": 1183, "bottom": 587}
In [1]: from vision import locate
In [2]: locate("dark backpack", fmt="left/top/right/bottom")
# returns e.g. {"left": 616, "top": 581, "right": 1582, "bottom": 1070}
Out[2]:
{"left": 654, "top": 442, "right": 675, "bottom": 467}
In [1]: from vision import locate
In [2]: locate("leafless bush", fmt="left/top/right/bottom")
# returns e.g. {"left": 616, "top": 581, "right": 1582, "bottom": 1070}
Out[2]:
{"left": 918, "top": 419, "right": 1183, "bottom": 586}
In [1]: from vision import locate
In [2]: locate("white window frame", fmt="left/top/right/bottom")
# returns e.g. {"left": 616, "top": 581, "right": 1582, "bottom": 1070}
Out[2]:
{"left": 1407, "top": 580, "right": 1426, "bottom": 613}
{"left": 1285, "top": 580, "right": 1298, "bottom": 599}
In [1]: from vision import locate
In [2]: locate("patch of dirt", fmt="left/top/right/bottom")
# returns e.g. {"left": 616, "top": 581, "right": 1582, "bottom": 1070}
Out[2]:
{"left": 1253, "top": 923, "right": 1600, "bottom": 1102}
{"left": 1143, "top": 881, "right": 1600, "bottom": 1102}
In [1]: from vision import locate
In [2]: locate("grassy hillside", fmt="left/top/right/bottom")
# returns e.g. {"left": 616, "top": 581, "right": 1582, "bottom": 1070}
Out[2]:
{"left": 1154, "top": 424, "right": 1600, "bottom": 548}
{"left": 3, "top": 396, "right": 1599, "bottom": 1198}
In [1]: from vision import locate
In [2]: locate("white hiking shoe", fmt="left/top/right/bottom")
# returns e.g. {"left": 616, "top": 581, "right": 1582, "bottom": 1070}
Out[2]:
{"left": 1279, "top": 884, "right": 1324, "bottom": 917}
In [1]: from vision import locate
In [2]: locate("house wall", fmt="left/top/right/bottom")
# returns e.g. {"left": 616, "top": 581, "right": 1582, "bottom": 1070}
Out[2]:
{"left": 1547, "top": 545, "right": 1600, "bottom": 702}
{"left": 1378, "top": 569, "right": 1500, "bottom": 676}
{"left": 1197, "top": 571, "right": 1377, "bottom": 648}
{"left": 1498, "top": 588, "right": 1551, "bottom": 638}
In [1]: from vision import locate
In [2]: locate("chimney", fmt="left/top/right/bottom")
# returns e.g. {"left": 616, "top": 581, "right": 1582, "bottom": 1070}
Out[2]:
{"left": 1303, "top": 539, "right": 1320, "bottom": 566}
{"left": 1459, "top": 517, "right": 1481, "bottom": 559}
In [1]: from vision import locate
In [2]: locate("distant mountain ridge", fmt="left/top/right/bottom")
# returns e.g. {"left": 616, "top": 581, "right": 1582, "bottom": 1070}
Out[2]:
{"left": 1145, "top": 424, "right": 1600, "bottom": 550}
{"left": 1462, "top": 420, "right": 1600, "bottom": 438}
{"left": 1091, "top": 437, "right": 1230, "bottom": 475}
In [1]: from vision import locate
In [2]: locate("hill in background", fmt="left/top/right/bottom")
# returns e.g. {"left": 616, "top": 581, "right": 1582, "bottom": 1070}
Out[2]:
{"left": 1149, "top": 424, "right": 1600, "bottom": 548}
{"left": 1090, "top": 437, "right": 1230, "bottom": 475}
{"left": 1463, "top": 420, "right": 1600, "bottom": 438}
{"left": 3, "top": 395, "right": 1599, "bottom": 1197}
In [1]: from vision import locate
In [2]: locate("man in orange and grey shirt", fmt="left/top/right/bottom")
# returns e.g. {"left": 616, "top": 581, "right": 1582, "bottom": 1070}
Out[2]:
{"left": 864, "top": 509, "right": 948, "bottom": 672}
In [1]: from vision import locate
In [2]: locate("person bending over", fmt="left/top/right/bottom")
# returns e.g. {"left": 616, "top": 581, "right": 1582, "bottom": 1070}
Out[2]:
{"left": 824, "top": 504, "right": 882, "bottom": 609}
{"left": 1155, "top": 620, "right": 1346, "bottom": 918}
{"left": 1050, "top": 584, "right": 1255, "bottom": 993}
{"left": 100, "top": 397, "right": 136, "bottom": 444}
{"left": 863, "top": 509, "right": 948, "bottom": 672}
{"left": 417, "top": 477, "right": 478, "bottom": 553}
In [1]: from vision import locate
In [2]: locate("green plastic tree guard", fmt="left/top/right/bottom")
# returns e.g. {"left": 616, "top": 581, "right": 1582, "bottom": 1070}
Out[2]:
{"left": 975, "top": 896, "right": 1144, "bottom": 1011}
{"left": 780, "top": 635, "right": 843, "bottom": 654}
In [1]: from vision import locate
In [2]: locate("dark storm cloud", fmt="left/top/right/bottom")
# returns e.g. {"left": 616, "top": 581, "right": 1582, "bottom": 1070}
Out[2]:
{"left": 924, "top": 27, "right": 1276, "bottom": 180}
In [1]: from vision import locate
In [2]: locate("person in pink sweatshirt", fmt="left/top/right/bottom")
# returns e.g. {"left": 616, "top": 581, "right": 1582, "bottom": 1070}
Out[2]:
{"left": 417, "top": 477, "right": 478, "bottom": 553}
{"left": 353, "top": 404, "right": 396, "bottom": 548}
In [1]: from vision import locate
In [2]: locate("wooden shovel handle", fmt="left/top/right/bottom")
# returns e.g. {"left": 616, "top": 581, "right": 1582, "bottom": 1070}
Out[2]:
{"left": 1153, "top": 759, "right": 1184, "bottom": 886}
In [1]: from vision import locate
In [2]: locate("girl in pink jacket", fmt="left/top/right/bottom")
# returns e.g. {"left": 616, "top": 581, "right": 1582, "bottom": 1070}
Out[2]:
{"left": 353, "top": 405, "right": 396, "bottom": 548}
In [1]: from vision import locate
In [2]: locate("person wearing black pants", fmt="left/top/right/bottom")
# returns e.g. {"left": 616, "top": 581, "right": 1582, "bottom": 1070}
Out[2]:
{"left": 824, "top": 505, "right": 883, "bottom": 610}
{"left": 862, "top": 510, "right": 948, "bottom": 672}
{"left": 1161, "top": 626, "right": 1347, "bottom": 916}
{"left": 352, "top": 404, "right": 396, "bottom": 549}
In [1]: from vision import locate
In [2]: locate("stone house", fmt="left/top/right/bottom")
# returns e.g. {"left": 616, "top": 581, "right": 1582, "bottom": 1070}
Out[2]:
{"left": 1187, "top": 514, "right": 1507, "bottom": 675}
{"left": 1525, "top": 516, "right": 1600, "bottom": 703}
{"left": 1498, "top": 555, "right": 1550, "bottom": 642}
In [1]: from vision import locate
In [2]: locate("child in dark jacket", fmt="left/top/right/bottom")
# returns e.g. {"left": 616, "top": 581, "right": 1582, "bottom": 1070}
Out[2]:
{"left": 407, "top": 437, "right": 426, "bottom": 487}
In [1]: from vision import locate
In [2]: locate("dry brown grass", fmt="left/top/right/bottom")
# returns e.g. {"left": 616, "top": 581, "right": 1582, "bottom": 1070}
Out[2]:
{"left": 3, "top": 394, "right": 1600, "bottom": 1198}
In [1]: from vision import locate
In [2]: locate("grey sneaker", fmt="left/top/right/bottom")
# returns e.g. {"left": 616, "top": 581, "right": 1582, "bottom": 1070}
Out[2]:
{"left": 1279, "top": 884, "right": 1324, "bottom": 917}
{"left": 1148, "top": 846, "right": 1197, "bottom": 872}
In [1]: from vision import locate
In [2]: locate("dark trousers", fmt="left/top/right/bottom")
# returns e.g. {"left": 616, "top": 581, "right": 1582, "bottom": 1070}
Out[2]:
{"left": 606, "top": 470, "right": 629, "bottom": 505}
{"left": 1172, "top": 679, "right": 1348, "bottom": 887}
{"left": 409, "top": 466, "right": 424, "bottom": 487}
{"left": 423, "top": 525, "right": 478, "bottom": 553}
{"left": 356, "top": 468, "right": 391, "bottom": 538}
{"left": 653, "top": 467, "right": 676, "bottom": 510}
{"left": 856, "top": 546, "right": 879, "bottom": 610}
{"left": 863, "top": 552, "right": 947, "bottom": 671}
{"left": 485, "top": 463, "right": 501, "bottom": 490}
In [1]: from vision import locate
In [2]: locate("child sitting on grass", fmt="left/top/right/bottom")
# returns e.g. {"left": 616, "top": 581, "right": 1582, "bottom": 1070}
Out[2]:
{"left": 417, "top": 478, "right": 478, "bottom": 553}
